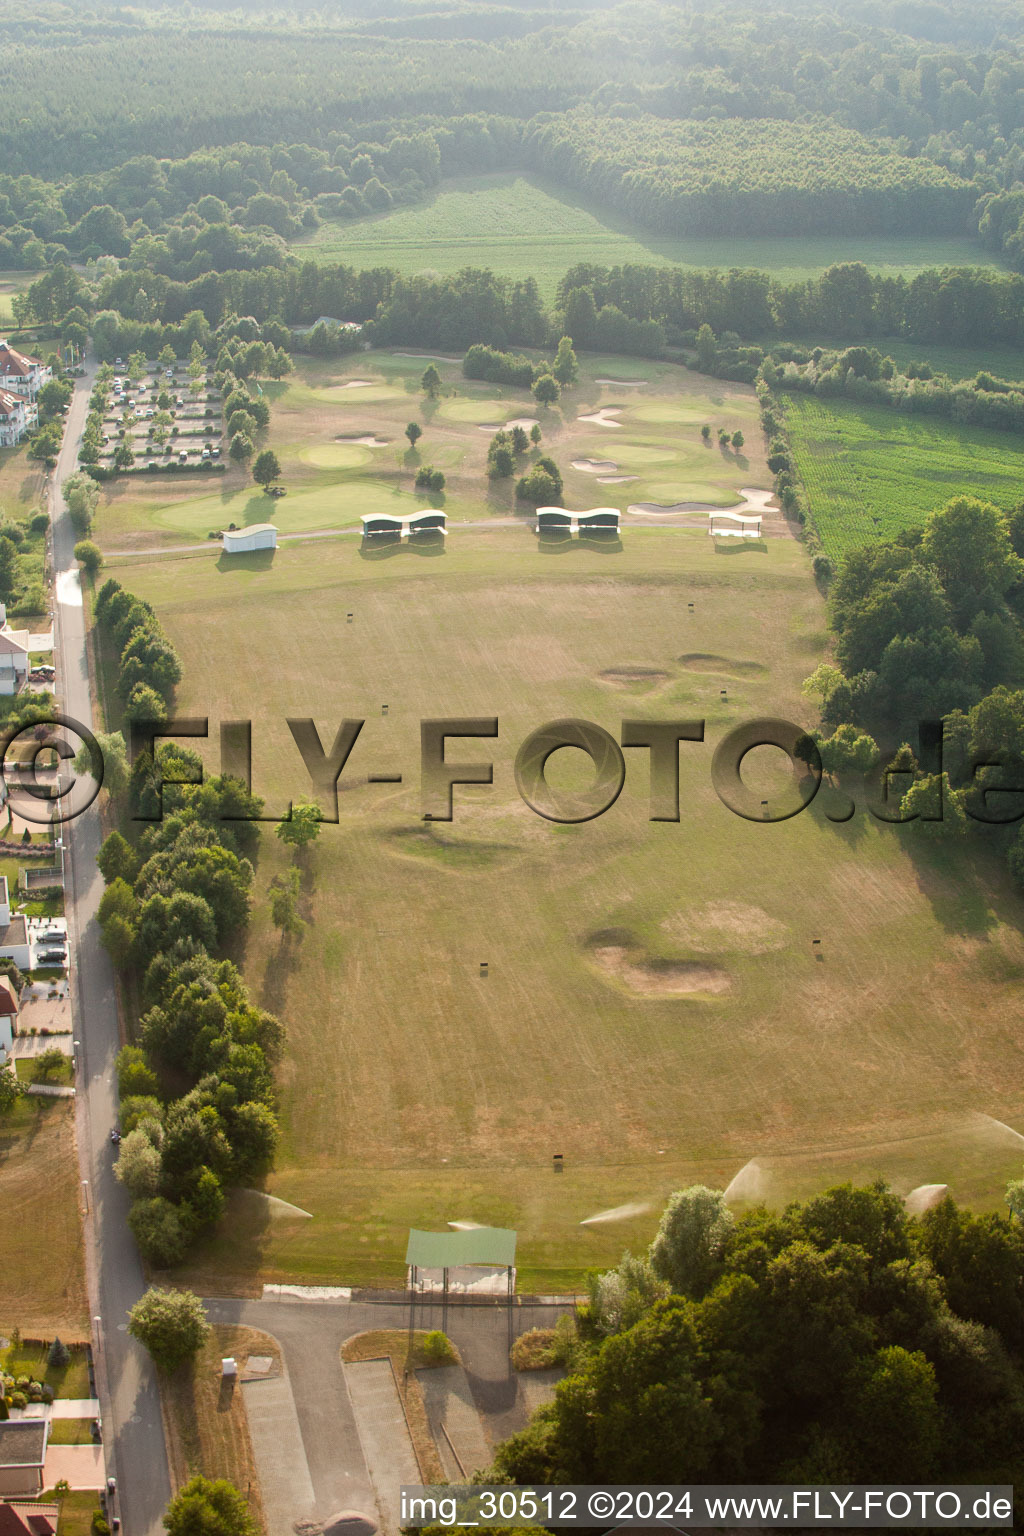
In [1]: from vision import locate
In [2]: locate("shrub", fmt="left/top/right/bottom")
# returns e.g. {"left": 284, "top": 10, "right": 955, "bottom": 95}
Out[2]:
{"left": 420, "top": 1329, "right": 455, "bottom": 1365}
{"left": 510, "top": 1327, "right": 560, "bottom": 1370}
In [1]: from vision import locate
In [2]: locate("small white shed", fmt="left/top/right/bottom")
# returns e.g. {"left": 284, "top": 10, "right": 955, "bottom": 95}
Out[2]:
{"left": 222, "top": 523, "right": 278, "bottom": 554}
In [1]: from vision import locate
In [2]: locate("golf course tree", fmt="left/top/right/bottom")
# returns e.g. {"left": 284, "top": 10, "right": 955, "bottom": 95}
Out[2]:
{"left": 276, "top": 797, "right": 323, "bottom": 853}
{"left": 405, "top": 421, "right": 422, "bottom": 448}
{"left": 165, "top": 1478, "right": 258, "bottom": 1536}
{"left": 532, "top": 372, "right": 560, "bottom": 407}
{"left": 516, "top": 456, "right": 563, "bottom": 505}
{"left": 0, "top": 1063, "right": 21, "bottom": 1117}
{"left": 421, "top": 364, "right": 442, "bottom": 399}
{"left": 252, "top": 449, "right": 281, "bottom": 491}
{"left": 415, "top": 465, "right": 445, "bottom": 494}
{"left": 494, "top": 1182, "right": 1024, "bottom": 1487}
{"left": 127, "top": 1286, "right": 210, "bottom": 1372}
{"left": 551, "top": 335, "right": 578, "bottom": 386}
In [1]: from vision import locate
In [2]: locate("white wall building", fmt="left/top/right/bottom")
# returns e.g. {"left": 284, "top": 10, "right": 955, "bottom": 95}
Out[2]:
{"left": 0, "top": 976, "right": 18, "bottom": 1062}
{"left": 0, "top": 877, "right": 31, "bottom": 971}
{"left": 0, "top": 603, "right": 30, "bottom": 694}
{"left": 222, "top": 523, "right": 278, "bottom": 553}
{"left": 0, "top": 387, "right": 36, "bottom": 447}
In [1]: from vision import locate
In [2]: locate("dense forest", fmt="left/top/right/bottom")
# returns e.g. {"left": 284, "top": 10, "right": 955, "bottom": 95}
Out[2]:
{"left": 8, "top": 0, "right": 1024, "bottom": 264}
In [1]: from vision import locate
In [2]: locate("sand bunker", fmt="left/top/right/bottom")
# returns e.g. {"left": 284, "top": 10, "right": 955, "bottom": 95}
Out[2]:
{"left": 664, "top": 901, "right": 787, "bottom": 956}
{"left": 572, "top": 458, "right": 619, "bottom": 473}
{"left": 577, "top": 407, "right": 623, "bottom": 427}
{"left": 598, "top": 666, "right": 669, "bottom": 689}
{"left": 598, "top": 475, "right": 637, "bottom": 484}
{"left": 393, "top": 351, "right": 461, "bottom": 362}
{"left": 478, "top": 416, "right": 538, "bottom": 432}
{"left": 904, "top": 1184, "right": 949, "bottom": 1216}
{"left": 337, "top": 379, "right": 375, "bottom": 389}
{"left": 587, "top": 929, "right": 731, "bottom": 996}
{"left": 336, "top": 434, "right": 388, "bottom": 446}
{"left": 448, "top": 1219, "right": 485, "bottom": 1230}
{"left": 678, "top": 652, "right": 767, "bottom": 677}
{"left": 629, "top": 487, "right": 776, "bottom": 518}
{"left": 595, "top": 377, "right": 647, "bottom": 387}
{"left": 580, "top": 1201, "right": 652, "bottom": 1226}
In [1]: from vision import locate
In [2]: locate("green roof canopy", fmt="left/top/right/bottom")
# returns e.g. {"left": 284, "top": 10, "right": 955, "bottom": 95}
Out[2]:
{"left": 405, "top": 1226, "right": 517, "bottom": 1269}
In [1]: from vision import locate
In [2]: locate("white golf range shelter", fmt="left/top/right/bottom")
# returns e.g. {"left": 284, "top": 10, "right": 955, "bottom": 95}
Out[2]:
{"left": 708, "top": 510, "right": 762, "bottom": 538}
{"left": 536, "top": 505, "right": 620, "bottom": 535}
{"left": 406, "top": 1225, "right": 517, "bottom": 1297}
{"left": 361, "top": 510, "right": 447, "bottom": 539}
{"left": 222, "top": 523, "right": 278, "bottom": 553}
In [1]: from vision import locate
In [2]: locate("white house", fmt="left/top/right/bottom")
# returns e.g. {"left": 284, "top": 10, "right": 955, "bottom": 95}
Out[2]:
{"left": 0, "top": 975, "right": 18, "bottom": 1062}
{"left": 222, "top": 523, "right": 278, "bottom": 554}
{"left": 0, "top": 603, "right": 30, "bottom": 694}
{"left": 0, "top": 341, "right": 51, "bottom": 401}
{"left": 0, "top": 877, "right": 31, "bottom": 972}
{"left": 0, "top": 388, "right": 36, "bottom": 448}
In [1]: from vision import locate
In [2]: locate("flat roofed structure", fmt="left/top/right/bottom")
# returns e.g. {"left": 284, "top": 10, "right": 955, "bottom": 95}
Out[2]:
{"left": 406, "top": 1225, "right": 517, "bottom": 1296}
{"left": 708, "top": 510, "right": 762, "bottom": 538}
{"left": 222, "top": 523, "right": 278, "bottom": 553}
{"left": 360, "top": 510, "right": 447, "bottom": 538}
{"left": 537, "top": 506, "right": 621, "bottom": 536}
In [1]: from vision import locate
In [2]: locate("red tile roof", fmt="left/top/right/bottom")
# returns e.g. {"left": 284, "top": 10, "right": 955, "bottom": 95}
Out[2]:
{"left": 0, "top": 978, "right": 18, "bottom": 1016}
{"left": 0, "top": 344, "right": 39, "bottom": 378}
{"left": 0, "top": 1507, "right": 56, "bottom": 1536}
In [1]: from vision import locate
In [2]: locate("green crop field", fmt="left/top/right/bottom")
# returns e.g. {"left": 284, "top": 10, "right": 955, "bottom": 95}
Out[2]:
{"left": 292, "top": 174, "right": 1001, "bottom": 303}
{"left": 784, "top": 395, "right": 1024, "bottom": 559}
{"left": 112, "top": 504, "right": 1024, "bottom": 1292}
{"left": 93, "top": 350, "right": 770, "bottom": 552}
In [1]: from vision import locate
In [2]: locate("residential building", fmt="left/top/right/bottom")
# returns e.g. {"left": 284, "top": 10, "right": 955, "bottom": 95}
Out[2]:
{"left": 0, "top": 342, "right": 51, "bottom": 401}
{"left": 0, "top": 1423, "right": 48, "bottom": 1497}
{"left": 0, "top": 604, "right": 29, "bottom": 694}
{"left": 0, "top": 878, "right": 31, "bottom": 971}
{"left": 0, "top": 976, "right": 18, "bottom": 1063}
{"left": 0, "top": 1505, "right": 57, "bottom": 1536}
{"left": 0, "top": 390, "right": 36, "bottom": 449}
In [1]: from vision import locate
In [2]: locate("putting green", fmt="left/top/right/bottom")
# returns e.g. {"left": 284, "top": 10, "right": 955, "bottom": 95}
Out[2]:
{"left": 631, "top": 401, "right": 720, "bottom": 425}
{"left": 312, "top": 384, "right": 403, "bottom": 404}
{"left": 439, "top": 396, "right": 521, "bottom": 424}
{"left": 300, "top": 443, "right": 374, "bottom": 469}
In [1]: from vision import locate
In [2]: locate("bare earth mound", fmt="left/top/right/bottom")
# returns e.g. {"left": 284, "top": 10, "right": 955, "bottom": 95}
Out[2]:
{"left": 586, "top": 930, "right": 731, "bottom": 996}
{"left": 665, "top": 900, "right": 788, "bottom": 956}
{"left": 679, "top": 652, "right": 768, "bottom": 677}
{"left": 598, "top": 665, "right": 670, "bottom": 689}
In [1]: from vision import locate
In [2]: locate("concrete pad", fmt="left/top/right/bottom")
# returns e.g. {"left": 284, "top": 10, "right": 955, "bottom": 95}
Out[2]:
{"left": 415, "top": 1366, "right": 490, "bottom": 1478}
{"left": 244, "top": 1356, "right": 275, "bottom": 1376}
{"left": 43, "top": 1444, "right": 105, "bottom": 1489}
{"left": 241, "top": 1372, "right": 316, "bottom": 1536}
{"left": 516, "top": 1368, "right": 562, "bottom": 1419}
{"left": 50, "top": 1400, "right": 100, "bottom": 1419}
{"left": 343, "top": 1360, "right": 419, "bottom": 1536}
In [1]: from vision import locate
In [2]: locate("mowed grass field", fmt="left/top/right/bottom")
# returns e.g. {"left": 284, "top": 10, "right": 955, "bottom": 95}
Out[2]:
{"left": 93, "top": 351, "right": 770, "bottom": 552}
{"left": 0, "top": 1097, "right": 88, "bottom": 1336}
{"left": 785, "top": 395, "right": 1024, "bottom": 559}
{"left": 292, "top": 174, "right": 1001, "bottom": 303}
{"left": 114, "top": 521, "right": 1024, "bottom": 1293}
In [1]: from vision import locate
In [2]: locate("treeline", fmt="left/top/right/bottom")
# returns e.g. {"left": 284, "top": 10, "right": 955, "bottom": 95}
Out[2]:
{"left": 804, "top": 495, "right": 1024, "bottom": 892}
{"left": 555, "top": 261, "right": 1024, "bottom": 350}
{"left": 496, "top": 1182, "right": 1024, "bottom": 1494}
{"left": 527, "top": 112, "right": 973, "bottom": 237}
{"left": 93, "top": 577, "right": 280, "bottom": 1268}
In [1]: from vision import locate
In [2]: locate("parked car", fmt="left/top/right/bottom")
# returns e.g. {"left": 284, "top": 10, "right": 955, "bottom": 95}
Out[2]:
{"left": 37, "top": 665, "right": 55, "bottom": 678}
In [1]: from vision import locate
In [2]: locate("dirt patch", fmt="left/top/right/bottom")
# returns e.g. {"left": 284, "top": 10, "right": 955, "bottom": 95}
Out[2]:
{"left": 678, "top": 652, "right": 767, "bottom": 677}
{"left": 664, "top": 901, "right": 788, "bottom": 956}
{"left": 598, "top": 666, "right": 669, "bottom": 690}
{"left": 572, "top": 458, "right": 618, "bottom": 473}
{"left": 585, "top": 928, "right": 731, "bottom": 997}
{"left": 388, "top": 826, "right": 514, "bottom": 869}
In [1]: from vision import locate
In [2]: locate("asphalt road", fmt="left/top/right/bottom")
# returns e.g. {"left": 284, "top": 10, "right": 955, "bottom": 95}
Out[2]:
{"left": 53, "top": 360, "right": 172, "bottom": 1536}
